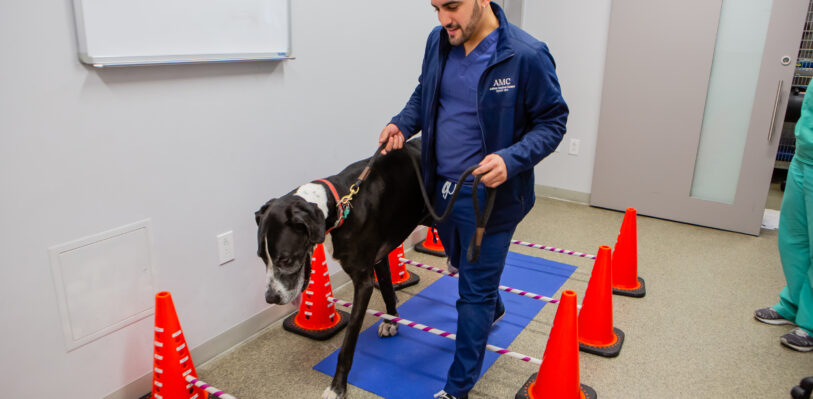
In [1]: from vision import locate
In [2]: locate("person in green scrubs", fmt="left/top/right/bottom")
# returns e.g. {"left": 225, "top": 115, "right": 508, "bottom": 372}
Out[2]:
{"left": 755, "top": 81, "right": 813, "bottom": 352}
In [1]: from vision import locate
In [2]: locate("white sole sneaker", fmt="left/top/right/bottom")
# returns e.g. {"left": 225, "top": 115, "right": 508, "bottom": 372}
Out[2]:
{"left": 754, "top": 307, "right": 795, "bottom": 325}
{"left": 756, "top": 316, "right": 796, "bottom": 325}
{"left": 780, "top": 338, "right": 813, "bottom": 352}
{"left": 780, "top": 328, "right": 813, "bottom": 352}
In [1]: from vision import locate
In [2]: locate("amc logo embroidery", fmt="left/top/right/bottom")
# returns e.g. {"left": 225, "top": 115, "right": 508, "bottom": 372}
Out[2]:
{"left": 489, "top": 77, "right": 516, "bottom": 93}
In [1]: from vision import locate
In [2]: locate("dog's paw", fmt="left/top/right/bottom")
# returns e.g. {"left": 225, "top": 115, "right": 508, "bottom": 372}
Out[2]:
{"left": 378, "top": 321, "right": 399, "bottom": 337}
{"left": 322, "top": 387, "right": 344, "bottom": 399}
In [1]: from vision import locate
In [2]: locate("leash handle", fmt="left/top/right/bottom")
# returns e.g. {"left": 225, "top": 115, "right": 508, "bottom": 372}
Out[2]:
{"left": 467, "top": 174, "right": 497, "bottom": 263}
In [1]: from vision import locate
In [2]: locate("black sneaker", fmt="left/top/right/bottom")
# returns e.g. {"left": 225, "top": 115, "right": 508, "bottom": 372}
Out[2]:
{"left": 781, "top": 328, "right": 813, "bottom": 352}
{"left": 493, "top": 304, "right": 506, "bottom": 327}
{"left": 754, "top": 307, "right": 795, "bottom": 325}
{"left": 434, "top": 390, "right": 467, "bottom": 399}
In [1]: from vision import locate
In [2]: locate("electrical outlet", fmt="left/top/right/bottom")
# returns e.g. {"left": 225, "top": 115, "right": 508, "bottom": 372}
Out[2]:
{"left": 568, "top": 139, "right": 581, "bottom": 156}
{"left": 217, "top": 231, "right": 235, "bottom": 265}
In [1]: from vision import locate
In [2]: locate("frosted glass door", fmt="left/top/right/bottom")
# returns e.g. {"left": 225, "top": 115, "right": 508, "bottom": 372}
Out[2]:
{"left": 690, "top": 0, "right": 774, "bottom": 204}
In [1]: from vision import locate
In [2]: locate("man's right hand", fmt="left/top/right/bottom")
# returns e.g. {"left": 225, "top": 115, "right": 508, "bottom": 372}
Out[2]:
{"left": 378, "top": 123, "right": 405, "bottom": 155}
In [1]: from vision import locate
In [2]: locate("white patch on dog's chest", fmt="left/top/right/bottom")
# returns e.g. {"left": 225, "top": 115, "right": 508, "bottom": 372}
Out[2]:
{"left": 294, "top": 183, "right": 329, "bottom": 219}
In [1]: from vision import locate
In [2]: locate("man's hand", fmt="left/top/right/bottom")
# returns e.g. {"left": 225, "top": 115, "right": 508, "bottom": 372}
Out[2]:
{"left": 378, "top": 124, "right": 405, "bottom": 155}
{"left": 473, "top": 154, "right": 508, "bottom": 188}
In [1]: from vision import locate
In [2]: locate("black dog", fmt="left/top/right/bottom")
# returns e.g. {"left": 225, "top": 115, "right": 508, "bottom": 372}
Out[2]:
{"left": 255, "top": 139, "right": 427, "bottom": 398}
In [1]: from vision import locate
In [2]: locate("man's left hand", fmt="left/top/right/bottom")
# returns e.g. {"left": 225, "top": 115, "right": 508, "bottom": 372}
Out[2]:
{"left": 473, "top": 154, "right": 508, "bottom": 188}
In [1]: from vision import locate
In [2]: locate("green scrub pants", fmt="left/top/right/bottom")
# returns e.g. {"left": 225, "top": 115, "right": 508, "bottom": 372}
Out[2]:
{"left": 775, "top": 157, "right": 813, "bottom": 335}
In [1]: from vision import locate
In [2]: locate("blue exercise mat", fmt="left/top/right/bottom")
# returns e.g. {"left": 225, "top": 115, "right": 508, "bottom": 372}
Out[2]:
{"left": 313, "top": 251, "right": 576, "bottom": 398}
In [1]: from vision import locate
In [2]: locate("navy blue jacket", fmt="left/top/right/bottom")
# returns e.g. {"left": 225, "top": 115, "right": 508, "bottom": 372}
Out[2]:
{"left": 390, "top": 2, "right": 568, "bottom": 230}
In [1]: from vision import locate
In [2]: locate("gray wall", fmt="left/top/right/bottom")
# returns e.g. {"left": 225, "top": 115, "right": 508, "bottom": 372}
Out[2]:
{"left": 0, "top": 0, "right": 608, "bottom": 397}
{"left": 525, "top": 1, "right": 612, "bottom": 195}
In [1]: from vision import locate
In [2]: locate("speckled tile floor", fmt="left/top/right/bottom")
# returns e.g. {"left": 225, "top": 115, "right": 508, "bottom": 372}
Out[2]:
{"left": 197, "top": 197, "right": 810, "bottom": 399}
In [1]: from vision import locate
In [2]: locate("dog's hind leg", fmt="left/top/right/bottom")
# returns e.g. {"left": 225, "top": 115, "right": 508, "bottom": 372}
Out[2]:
{"left": 324, "top": 272, "right": 374, "bottom": 399}
{"left": 373, "top": 258, "right": 400, "bottom": 338}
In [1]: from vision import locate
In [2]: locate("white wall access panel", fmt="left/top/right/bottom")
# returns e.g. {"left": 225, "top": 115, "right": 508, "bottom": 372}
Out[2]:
{"left": 49, "top": 220, "right": 156, "bottom": 351}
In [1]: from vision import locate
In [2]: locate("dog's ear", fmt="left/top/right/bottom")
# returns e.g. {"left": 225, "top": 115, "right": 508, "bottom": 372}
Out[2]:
{"left": 255, "top": 199, "right": 275, "bottom": 226}
{"left": 288, "top": 201, "right": 326, "bottom": 244}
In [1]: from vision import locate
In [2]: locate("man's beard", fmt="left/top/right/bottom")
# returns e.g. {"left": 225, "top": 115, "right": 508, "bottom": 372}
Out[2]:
{"left": 447, "top": 1, "right": 483, "bottom": 46}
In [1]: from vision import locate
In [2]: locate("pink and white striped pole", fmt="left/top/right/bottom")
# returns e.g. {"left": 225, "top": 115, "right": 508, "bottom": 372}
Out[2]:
{"left": 328, "top": 297, "right": 542, "bottom": 365}
{"left": 511, "top": 240, "right": 596, "bottom": 259}
{"left": 399, "top": 258, "right": 583, "bottom": 309}
{"left": 185, "top": 375, "right": 237, "bottom": 399}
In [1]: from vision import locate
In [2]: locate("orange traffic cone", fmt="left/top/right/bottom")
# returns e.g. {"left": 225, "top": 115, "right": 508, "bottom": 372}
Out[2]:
{"left": 414, "top": 227, "right": 446, "bottom": 257}
{"left": 515, "top": 290, "right": 597, "bottom": 399}
{"left": 282, "top": 243, "right": 349, "bottom": 340}
{"left": 578, "top": 246, "right": 624, "bottom": 357}
{"left": 612, "top": 208, "right": 646, "bottom": 298}
{"left": 151, "top": 292, "right": 206, "bottom": 399}
{"left": 374, "top": 244, "right": 420, "bottom": 291}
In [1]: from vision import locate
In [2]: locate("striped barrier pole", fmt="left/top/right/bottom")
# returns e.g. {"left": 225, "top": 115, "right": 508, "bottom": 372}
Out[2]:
{"left": 399, "top": 258, "right": 582, "bottom": 309}
{"left": 328, "top": 297, "right": 542, "bottom": 365}
{"left": 185, "top": 375, "right": 238, "bottom": 399}
{"left": 511, "top": 240, "right": 596, "bottom": 260}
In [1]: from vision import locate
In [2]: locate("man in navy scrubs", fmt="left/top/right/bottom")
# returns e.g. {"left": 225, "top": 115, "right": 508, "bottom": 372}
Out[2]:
{"left": 379, "top": 1, "right": 568, "bottom": 397}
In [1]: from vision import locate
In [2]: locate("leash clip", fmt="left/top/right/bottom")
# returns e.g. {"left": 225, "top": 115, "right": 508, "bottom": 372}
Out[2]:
{"left": 339, "top": 182, "right": 360, "bottom": 206}
{"left": 349, "top": 182, "right": 360, "bottom": 196}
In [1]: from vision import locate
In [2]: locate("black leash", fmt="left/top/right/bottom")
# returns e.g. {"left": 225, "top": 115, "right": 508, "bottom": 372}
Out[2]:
{"left": 346, "top": 143, "right": 496, "bottom": 262}
{"left": 405, "top": 153, "right": 496, "bottom": 263}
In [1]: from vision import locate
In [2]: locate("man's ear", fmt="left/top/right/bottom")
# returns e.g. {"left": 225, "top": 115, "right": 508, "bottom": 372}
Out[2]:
{"left": 255, "top": 199, "right": 275, "bottom": 226}
{"left": 289, "top": 201, "right": 326, "bottom": 244}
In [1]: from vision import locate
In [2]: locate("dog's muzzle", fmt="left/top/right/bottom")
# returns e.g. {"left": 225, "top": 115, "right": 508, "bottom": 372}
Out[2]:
{"left": 264, "top": 260, "right": 309, "bottom": 305}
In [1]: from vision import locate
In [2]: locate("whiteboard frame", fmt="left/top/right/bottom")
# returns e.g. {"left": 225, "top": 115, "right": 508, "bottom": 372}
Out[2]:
{"left": 71, "top": 0, "right": 293, "bottom": 67}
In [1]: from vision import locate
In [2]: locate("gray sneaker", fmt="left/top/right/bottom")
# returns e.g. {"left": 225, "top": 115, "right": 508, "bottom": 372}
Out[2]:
{"left": 754, "top": 307, "right": 795, "bottom": 325}
{"left": 781, "top": 328, "right": 813, "bottom": 352}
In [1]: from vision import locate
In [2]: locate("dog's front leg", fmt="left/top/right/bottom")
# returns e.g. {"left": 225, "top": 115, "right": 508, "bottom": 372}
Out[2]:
{"left": 373, "top": 258, "right": 399, "bottom": 337}
{"left": 323, "top": 272, "right": 374, "bottom": 399}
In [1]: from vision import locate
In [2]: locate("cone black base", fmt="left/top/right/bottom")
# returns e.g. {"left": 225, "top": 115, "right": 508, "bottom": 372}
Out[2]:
{"left": 580, "top": 327, "right": 625, "bottom": 358}
{"left": 515, "top": 372, "right": 597, "bottom": 399}
{"left": 282, "top": 309, "right": 349, "bottom": 341}
{"left": 374, "top": 272, "right": 420, "bottom": 291}
{"left": 414, "top": 242, "right": 446, "bottom": 257}
{"left": 613, "top": 277, "right": 646, "bottom": 298}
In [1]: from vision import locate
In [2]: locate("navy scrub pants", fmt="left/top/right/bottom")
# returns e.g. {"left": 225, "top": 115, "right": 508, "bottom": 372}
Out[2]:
{"left": 433, "top": 178, "right": 517, "bottom": 397}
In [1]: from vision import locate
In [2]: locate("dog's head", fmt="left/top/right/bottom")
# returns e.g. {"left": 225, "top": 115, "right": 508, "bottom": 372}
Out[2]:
{"left": 255, "top": 195, "right": 326, "bottom": 305}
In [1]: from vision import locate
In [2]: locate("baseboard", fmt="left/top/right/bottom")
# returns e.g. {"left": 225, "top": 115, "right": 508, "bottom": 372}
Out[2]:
{"left": 534, "top": 184, "right": 590, "bottom": 204}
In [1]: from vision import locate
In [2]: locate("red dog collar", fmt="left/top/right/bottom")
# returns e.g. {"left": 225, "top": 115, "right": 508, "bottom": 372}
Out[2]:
{"left": 314, "top": 179, "right": 347, "bottom": 234}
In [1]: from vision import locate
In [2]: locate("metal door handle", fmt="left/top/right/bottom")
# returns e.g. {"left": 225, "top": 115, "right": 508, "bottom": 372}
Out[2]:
{"left": 768, "top": 80, "right": 783, "bottom": 142}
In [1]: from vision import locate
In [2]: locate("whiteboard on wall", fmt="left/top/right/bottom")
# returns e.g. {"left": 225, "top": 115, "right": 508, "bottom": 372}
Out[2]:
{"left": 72, "top": 0, "right": 292, "bottom": 67}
